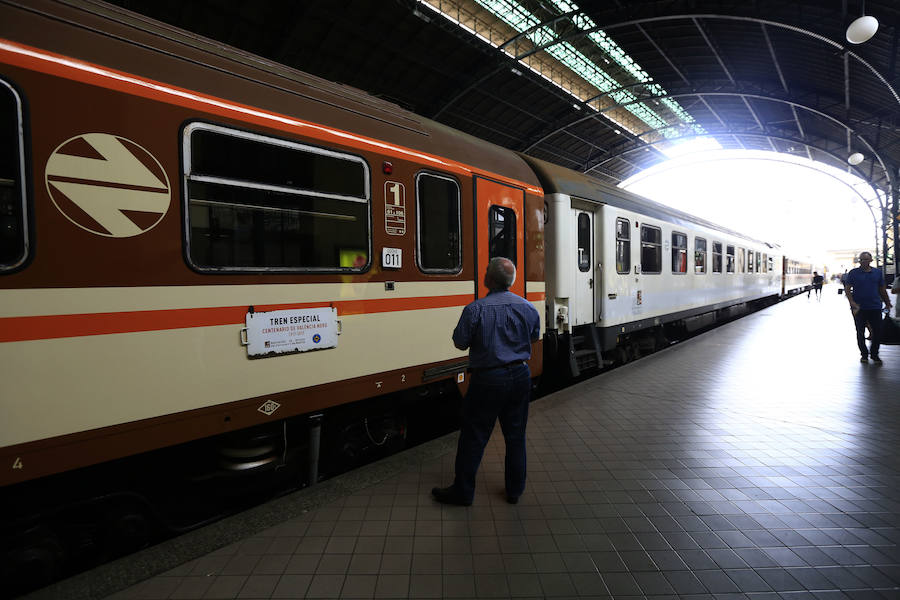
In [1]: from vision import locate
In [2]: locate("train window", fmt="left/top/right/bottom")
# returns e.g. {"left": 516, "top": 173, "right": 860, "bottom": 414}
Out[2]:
{"left": 671, "top": 231, "right": 687, "bottom": 273}
{"left": 640, "top": 224, "right": 661, "bottom": 274}
{"left": 756, "top": 252, "right": 762, "bottom": 272}
{"left": 183, "top": 124, "right": 370, "bottom": 272}
{"left": 712, "top": 241, "right": 722, "bottom": 273}
{"left": 416, "top": 173, "right": 461, "bottom": 273}
{"left": 577, "top": 212, "right": 590, "bottom": 272}
{"left": 738, "top": 248, "right": 745, "bottom": 272}
{"left": 763, "top": 253, "right": 770, "bottom": 273}
{"left": 0, "top": 79, "right": 27, "bottom": 271}
{"left": 726, "top": 245, "right": 735, "bottom": 273}
{"left": 747, "top": 250, "right": 754, "bottom": 272}
{"left": 615, "top": 217, "right": 630, "bottom": 274}
{"left": 488, "top": 205, "right": 516, "bottom": 265}
{"left": 694, "top": 237, "right": 707, "bottom": 274}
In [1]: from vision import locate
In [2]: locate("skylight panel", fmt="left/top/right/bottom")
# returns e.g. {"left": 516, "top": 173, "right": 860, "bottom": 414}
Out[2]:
{"left": 475, "top": 0, "right": 674, "bottom": 132}
{"left": 547, "top": 0, "right": 703, "bottom": 132}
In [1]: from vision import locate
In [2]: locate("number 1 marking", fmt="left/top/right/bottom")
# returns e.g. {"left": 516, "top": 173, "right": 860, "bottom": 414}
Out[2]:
{"left": 388, "top": 183, "right": 402, "bottom": 205}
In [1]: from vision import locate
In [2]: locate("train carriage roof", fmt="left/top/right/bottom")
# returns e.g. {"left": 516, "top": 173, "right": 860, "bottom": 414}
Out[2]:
{"left": 521, "top": 153, "right": 778, "bottom": 249}
{"left": 0, "top": 0, "right": 540, "bottom": 188}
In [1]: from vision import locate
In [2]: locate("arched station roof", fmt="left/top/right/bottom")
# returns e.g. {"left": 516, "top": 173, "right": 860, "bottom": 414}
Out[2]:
{"left": 109, "top": 0, "right": 900, "bottom": 260}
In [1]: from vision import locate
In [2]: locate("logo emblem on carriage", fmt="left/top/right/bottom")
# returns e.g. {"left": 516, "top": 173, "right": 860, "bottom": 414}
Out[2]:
{"left": 45, "top": 133, "right": 171, "bottom": 237}
{"left": 258, "top": 400, "right": 281, "bottom": 416}
{"left": 312, "top": 334, "right": 321, "bottom": 344}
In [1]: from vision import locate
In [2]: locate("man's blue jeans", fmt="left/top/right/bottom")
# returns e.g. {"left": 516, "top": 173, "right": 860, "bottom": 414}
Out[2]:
{"left": 453, "top": 363, "right": 531, "bottom": 503}
{"left": 853, "top": 308, "right": 883, "bottom": 358}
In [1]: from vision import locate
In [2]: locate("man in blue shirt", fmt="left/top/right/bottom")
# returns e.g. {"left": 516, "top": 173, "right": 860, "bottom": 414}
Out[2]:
{"left": 432, "top": 257, "right": 541, "bottom": 506}
{"left": 844, "top": 251, "right": 892, "bottom": 364}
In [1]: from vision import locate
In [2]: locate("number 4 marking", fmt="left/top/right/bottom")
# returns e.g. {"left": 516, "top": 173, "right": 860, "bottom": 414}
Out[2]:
{"left": 12, "top": 457, "right": 23, "bottom": 469}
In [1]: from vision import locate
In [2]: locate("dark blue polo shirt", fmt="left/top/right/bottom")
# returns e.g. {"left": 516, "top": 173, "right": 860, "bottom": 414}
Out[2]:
{"left": 452, "top": 290, "right": 541, "bottom": 369}
{"left": 846, "top": 267, "right": 885, "bottom": 310}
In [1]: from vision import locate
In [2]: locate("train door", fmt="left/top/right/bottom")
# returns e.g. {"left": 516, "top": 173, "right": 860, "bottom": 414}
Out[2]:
{"left": 781, "top": 256, "right": 787, "bottom": 296}
{"left": 573, "top": 209, "right": 594, "bottom": 325}
{"left": 475, "top": 176, "right": 525, "bottom": 298}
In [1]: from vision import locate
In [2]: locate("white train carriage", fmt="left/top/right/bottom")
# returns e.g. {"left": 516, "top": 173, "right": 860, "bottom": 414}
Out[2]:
{"left": 783, "top": 256, "right": 816, "bottom": 296}
{"left": 522, "top": 156, "right": 784, "bottom": 376}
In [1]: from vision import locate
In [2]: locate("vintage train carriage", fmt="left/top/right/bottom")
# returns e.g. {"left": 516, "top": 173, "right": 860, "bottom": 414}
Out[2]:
{"left": 521, "top": 156, "right": 783, "bottom": 375}
{"left": 783, "top": 256, "right": 815, "bottom": 296}
{"left": 0, "top": 0, "right": 544, "bottom": 493}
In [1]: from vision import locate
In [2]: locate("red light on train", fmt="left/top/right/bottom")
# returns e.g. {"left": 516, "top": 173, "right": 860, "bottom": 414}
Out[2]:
{"left": 383, "top": 161, "right": 393, "bottom": 174}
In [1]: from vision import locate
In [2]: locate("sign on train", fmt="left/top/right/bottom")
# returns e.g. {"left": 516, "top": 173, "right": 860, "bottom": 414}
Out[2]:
{"left": 243, "top": 307, "right": 338, "bottom": 357}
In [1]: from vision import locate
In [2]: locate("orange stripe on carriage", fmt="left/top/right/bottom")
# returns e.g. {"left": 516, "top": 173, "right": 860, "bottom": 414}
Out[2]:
{"left": 0, "top": 294, "right": 475, "bottom": 343}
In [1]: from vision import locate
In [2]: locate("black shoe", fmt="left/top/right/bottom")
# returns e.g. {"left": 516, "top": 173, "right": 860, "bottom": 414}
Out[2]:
{"left": 872, "top": 356, "right": 883, "bottom": 364}
{"left": 506, "top": 494, "right": 519, "bottom": 505}
{"left": 431, "top": 486, "right": 471, "bottom": 506}
{"left": 860, "top": 356, "right": 869, "bottom": 363}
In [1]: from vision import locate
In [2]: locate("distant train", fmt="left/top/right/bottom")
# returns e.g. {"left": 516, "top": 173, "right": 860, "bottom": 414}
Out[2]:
{"left": 525, "top": 157, "right": 813, "bottom": 376}
{"left": 0, "top": 0, "right": 813, "bottom": 591}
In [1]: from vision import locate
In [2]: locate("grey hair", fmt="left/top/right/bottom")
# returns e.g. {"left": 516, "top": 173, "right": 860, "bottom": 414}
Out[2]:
{"left": 486, "top": 257, "right": 516, "bottom": 290}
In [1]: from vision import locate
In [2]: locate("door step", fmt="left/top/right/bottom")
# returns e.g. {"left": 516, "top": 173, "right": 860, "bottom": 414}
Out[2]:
{"left": 567, "top": 326, "right": 603, "bottom": 377}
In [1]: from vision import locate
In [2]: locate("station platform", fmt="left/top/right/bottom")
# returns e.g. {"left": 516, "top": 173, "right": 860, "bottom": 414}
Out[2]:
{"left": 39, "top": 285, "right": 900, "bottom": 599}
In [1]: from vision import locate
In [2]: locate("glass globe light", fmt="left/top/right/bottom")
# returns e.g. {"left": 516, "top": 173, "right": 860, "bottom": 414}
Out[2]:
{"left": 846, "top": 15, "right": 879, "bottom": 44}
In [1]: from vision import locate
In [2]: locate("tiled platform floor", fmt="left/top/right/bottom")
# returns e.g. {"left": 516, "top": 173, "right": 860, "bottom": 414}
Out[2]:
{"left": 105, "top": 287, "right": 900, "bottom": 599}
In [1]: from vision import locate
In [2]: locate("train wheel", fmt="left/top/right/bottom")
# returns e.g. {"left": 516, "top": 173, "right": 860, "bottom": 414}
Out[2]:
{"left": 655, "top": 330, "right": 669, "bottom": 350}
{"left": 645, "top": 329, "right": 667, "bottom": 354}
{"left": 629, "top": 342, "right": 642, "bottom": 361}
{"left": 4, "top": 526, "right": 66, "bottom": 596}
{"left": 102, "top": 501, "right": 156, "bottom": 558}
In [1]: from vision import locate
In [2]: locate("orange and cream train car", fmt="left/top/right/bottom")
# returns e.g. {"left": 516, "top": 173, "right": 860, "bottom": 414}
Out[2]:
{"left": 0, "top": 0, "right": 544, "bottom": 575}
